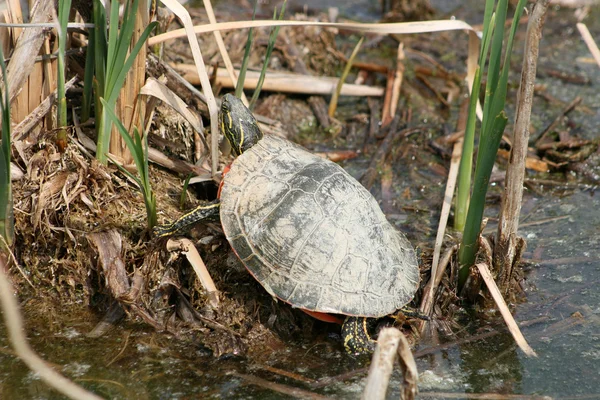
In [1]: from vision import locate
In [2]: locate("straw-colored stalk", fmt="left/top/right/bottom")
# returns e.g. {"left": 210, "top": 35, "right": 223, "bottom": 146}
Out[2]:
{"left": 113, "top": 0, "right": 149, "bottom": 165}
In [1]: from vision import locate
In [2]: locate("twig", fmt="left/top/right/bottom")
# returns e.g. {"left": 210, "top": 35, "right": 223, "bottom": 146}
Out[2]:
{"left": 0, "top": 236, "right": 34, "bottom": 289}
{"left": 0, "top": 22, "right": 93, "bottom": 28}
{"left": 362, "top": 328, "right": 402, "bottom": 400}
{"left": 177, "top": 64, "right": 384, "bottom": 97}
{"left": 106, "top": 330, "right": 132, "bottom": 366}
{"left": 397, "top": 331, "right": 418, "bottom": 400}
{"left": 167, "top": 238, "right": 220, "bottom": 308}
{"left": 0, "top": 256, "right": 103, "bottom": 400}
{"left": 532, "top": 96, "right": 581, "bottom": 146}
{"left": 475, "top": 263, "right": 537, "bottom": 357}
{"left": 380, "top": 68, "right": 395, "bottom": 126}
{"left": 256, "top": 365, "right": 316, "bottom": 384}
{"left": 537, "top": 138, "right": 593, "bottom": 151}
{"left": 418, "top": 245, "right": 456, "bottom": 332}
{"left": 576, "top": 22, "right": 600, "bottom": 68}
{"left": 307, "top": 96, "right": 331, "bottom": 128}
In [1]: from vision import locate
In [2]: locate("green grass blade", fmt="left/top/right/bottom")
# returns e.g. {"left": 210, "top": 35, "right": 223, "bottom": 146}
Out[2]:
{"left": 479, "top": 0, "right": 495, "bottom": 66}
{"left": 100, "top": 98, "right": 157, "bottom": 228}
{"left": 481, "top": 1, "right": 508, "bottom": 136}
{"left": 235, "top": 0, "right": 258, "bottom": 98}
{"left": 100, "top": 99, "right": 144, "bottom": 172}
{"left": 106, "top": 21, "right": 158, "bottom": 105}
{"left": 81, "top": 26, "right": 95, "bottom": 122}
{"left": 249, "top": 0, "right": 287, "bottom": 109}
{"left": 454, "top": 66, "right": 480, "bottom": 231}
{"left": 457, "top": 1, "right": 528, "bottom": 285}
{"left": 179, "top": 174, "right": 193, "bottom": 210}
{"left": 92, "top": 0, "right": 108, "bottom": 162}
{"left": 458, "top": 112, "right": 507, "bottom": 286}
{"left": 107, "top": 0, "right": 139, "bottom": 94}
{"left": 0, "top": 45, "right": 14, "bottom": 246}
{"left": 454, "top": 14, "right": 495, "bottom": 231}
{"left": 328, "top": 35, "right": 364, "bottom": 118}
{"left": 106, "top": 0, "right": 137, "bottom": 96}
{"left": 488, "top": 0, "right": 528, "bottom": 129}
{"left": 105, "top": 0, "right": 121, "bottom": 81}
{"left": 97, "top": 0, "right": 156, "bottom": 164}
{"left": 56, "top": 0, "right": 72, "bottom": 149}
{"left": 92, "top": 0, "right": 107, "bottom": 93}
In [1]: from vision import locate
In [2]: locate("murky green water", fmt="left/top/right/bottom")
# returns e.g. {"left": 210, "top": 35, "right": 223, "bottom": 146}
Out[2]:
{"left": 2, "top": 1, "right": 600, "bottom": 399}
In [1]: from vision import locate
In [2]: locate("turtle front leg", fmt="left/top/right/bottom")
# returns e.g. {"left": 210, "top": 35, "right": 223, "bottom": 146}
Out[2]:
{"left": 341, "top": 316, "right": 376, "bottom": 355}
{"left": 154, "top": 199, "right": 220, "bottom": 237}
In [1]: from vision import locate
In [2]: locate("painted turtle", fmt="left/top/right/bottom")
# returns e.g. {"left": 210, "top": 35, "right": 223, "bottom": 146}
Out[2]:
{"left": 155, "top": 94, "right": 420, "bottom": 354}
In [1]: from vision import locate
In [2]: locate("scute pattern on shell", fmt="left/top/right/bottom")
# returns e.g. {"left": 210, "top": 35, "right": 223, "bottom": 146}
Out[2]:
{"left": 220, "top": 135, "right": 419, "bottom": 318}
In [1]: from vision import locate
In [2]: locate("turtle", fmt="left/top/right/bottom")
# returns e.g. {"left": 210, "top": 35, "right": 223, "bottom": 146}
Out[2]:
{"left": 154, "top": 93, "right": 420, "bottom": 354}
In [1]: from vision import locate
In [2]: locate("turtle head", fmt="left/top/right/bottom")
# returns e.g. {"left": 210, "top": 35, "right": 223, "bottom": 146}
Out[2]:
{"left": 219, "top": 94, "right": 263, "bottom": 156}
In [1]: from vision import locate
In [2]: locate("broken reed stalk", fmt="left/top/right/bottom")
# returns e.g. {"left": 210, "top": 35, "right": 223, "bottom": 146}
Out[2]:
{"left": 362, "top": 328, "right": 402, "bottom": 400}
{"left": 494, "top": 0, "right": 549, "bottom": 293}
{"left": 147, "top": 19, "right": 475, "bottom": 47}
{"left": 387, "top": 42, "right": 405, "bottom": 125}
{"left": 178, "top": 64, "right": 384, "bottom": 96}
{"left": 362, "top": 327, "right": 418, "bottom": 400}
{"left": 167, "top": 238, "right": 220, "bottom": 308}
{"left": 397, "top": 332, "right": 419, "bottom": 400}
{"left": 475, "top": 263, "right": 537, "bottom": 357}
{"left": 576, "top": 22, "right": 600, "bottom": 68}
{"left": 5, "top": 0, "right": 46, "bottom": 127}
{"left": 0, "top": 257, "right": 103, "bottom": 400}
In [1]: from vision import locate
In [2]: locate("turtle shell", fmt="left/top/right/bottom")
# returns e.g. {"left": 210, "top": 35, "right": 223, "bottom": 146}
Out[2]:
{"left": 219, "top": 134, "right": 419, "bottom": 318}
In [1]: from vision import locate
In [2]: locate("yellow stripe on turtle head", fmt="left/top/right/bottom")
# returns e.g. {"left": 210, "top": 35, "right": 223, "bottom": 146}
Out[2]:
{"left": 226, "top": 111, "right": 233, "bottom": 129}
{"left": 237, "top": 117, "right": 245, "bottom": 155}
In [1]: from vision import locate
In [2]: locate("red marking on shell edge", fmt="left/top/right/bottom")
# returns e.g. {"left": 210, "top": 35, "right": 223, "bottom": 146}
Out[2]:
{"left": 301, "top": 309, "right": 344, "bottom": 325}
{"left": 217, "top": 164, "right": 232, "bottom": 198}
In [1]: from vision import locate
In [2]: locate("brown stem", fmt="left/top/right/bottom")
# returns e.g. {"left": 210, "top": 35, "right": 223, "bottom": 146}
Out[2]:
{"left": 494, "top": 0, "right": 549, "bottom": 293}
